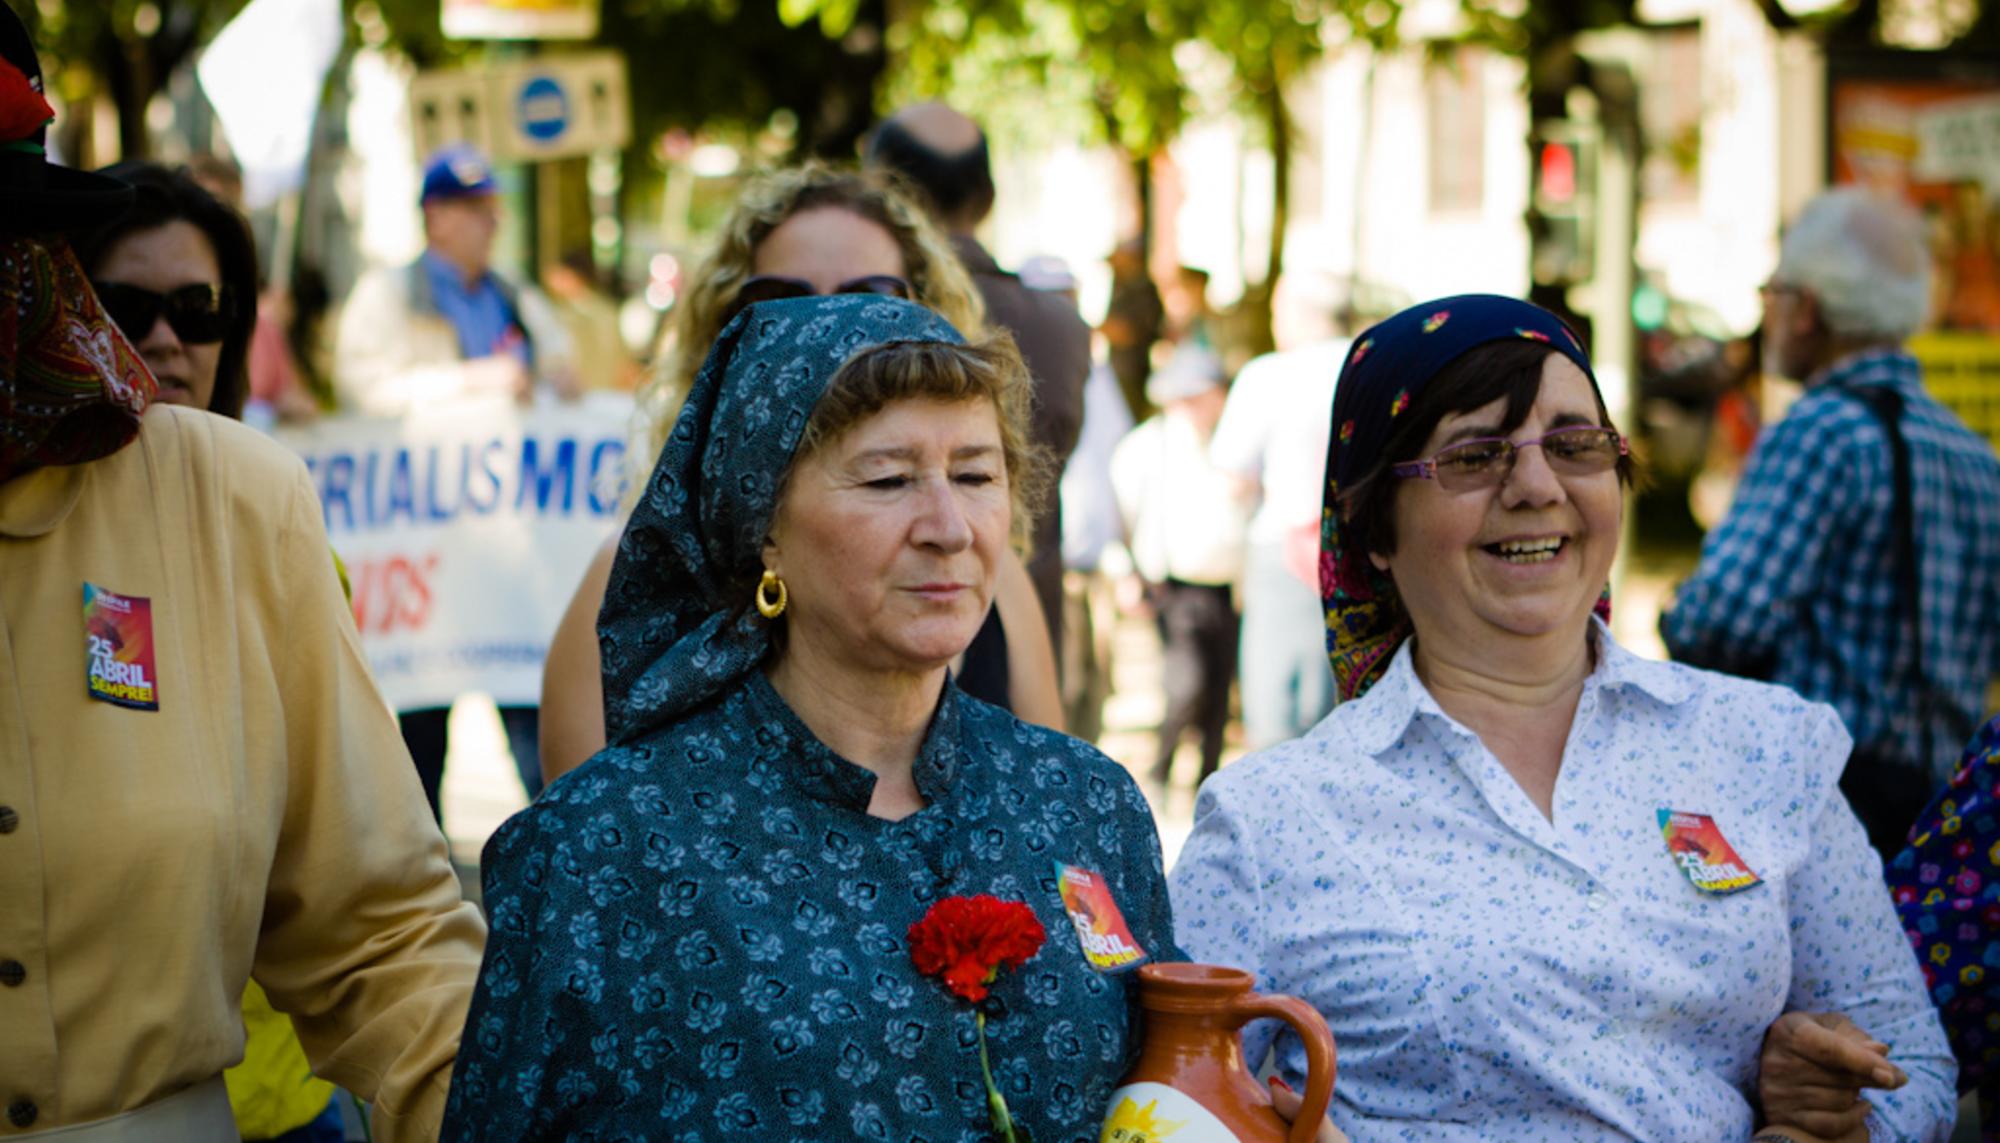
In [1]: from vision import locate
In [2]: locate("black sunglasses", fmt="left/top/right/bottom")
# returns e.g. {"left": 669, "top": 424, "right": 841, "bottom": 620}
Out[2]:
{"left": 722, "top": 273, "right": 911, "bottom": 327}
{"left": 91, "top": 282, "right": 237, "bottom": 346}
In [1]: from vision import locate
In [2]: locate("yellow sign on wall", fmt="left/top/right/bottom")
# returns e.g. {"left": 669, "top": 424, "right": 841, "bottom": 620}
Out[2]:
{"left": 1909, "top": 332, "right": 2000, "bottom": 452}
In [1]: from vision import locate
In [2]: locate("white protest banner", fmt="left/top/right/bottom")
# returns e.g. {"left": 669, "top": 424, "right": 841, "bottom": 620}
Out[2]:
{"left": 277, "top": 392, "right": 633, "bottom": 710}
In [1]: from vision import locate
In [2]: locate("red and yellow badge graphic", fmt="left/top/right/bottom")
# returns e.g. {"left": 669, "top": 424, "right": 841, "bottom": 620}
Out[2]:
{"left": 1055, "top": 862, "right": 1148, "bottom": 972}
{"left": 1658, "top": 809, "right": 1761, "bottom": 894}
{"left": 84, "top": 583, "right": 159, "bottom": 710}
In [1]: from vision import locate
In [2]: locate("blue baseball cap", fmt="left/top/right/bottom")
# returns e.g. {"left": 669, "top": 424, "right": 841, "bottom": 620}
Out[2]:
{"left": 419, "top": 143, "right": 497, "bottom": 204}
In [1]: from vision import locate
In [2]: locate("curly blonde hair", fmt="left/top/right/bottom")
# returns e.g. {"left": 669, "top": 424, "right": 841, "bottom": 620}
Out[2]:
{"left": 631, "top": 163, "right": 986, "bottom": 489}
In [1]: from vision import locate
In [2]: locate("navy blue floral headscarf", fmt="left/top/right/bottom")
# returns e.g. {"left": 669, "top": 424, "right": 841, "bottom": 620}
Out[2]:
{"left": 598, "top": 293, "right": 966, "bottom": 744}
{"left": 1320, "top": 294, "right": 1599, "bottom": 701}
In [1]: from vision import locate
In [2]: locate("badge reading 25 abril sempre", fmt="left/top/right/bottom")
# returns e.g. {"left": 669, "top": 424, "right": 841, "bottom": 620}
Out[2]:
{"left": 1054, "top": 862, "right": 1148, "bottom": 972}
{"left": 1658, "top": 809, "right": 1761, "bottom": 894}
{"left": 84, "top": 583, "right": 159, "bottom": 711}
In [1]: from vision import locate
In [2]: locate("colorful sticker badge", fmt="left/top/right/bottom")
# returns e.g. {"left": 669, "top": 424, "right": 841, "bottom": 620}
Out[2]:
{"left": 83, "top": 583, "right": 159, "bottom": 711}
{"left": 1054, "top": 862, "right": 1148, "bottom": 972}
{"left": 1658, "top": 809, "right": 1762, "bottom": 894}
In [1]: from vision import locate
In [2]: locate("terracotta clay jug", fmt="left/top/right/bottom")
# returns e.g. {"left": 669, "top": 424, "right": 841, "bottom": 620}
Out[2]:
{"left": 1100, "top": 963, "right": 1336, "bottom": 1143}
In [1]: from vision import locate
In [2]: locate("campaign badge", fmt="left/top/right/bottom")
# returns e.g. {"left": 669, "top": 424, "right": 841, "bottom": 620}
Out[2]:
{"left": 1658, "top": 809, "right": 1761, "bottom": 894}
{"left": 83, "top": 583, "right": 160, "bottom": 710}
{"left": 1054, "top": 862, "right": 1148, "bottom": 972}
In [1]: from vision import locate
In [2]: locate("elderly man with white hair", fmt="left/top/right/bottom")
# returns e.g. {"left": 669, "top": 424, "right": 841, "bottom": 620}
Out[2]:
{"left": 1664, "top": 187, "right": 2000, "bottom": 856}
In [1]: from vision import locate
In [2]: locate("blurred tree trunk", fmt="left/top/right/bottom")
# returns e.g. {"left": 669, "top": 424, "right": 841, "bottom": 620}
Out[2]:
{"left": 1235, "top": 62, "right": 1291, "bottom": 362}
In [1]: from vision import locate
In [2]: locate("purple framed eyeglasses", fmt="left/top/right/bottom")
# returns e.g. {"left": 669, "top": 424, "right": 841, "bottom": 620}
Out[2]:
{"left": 1391, "top": 425, "right": 1628, "bottom": 491}
{"left": 721, "top": 273, "right": 912, "bottom": 326}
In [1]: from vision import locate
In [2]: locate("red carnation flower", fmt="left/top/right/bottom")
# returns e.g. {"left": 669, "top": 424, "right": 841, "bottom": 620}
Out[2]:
{"left": 0, "top": 61, "right": 52, "bottom": 145}
{"left": 908, "top": 894, "right": 1046, "bottom": 1003}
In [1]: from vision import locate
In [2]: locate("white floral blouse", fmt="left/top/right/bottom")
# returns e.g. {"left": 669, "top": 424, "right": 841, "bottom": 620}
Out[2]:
{"left": 1169, "top": 622, "right": 1956, "bottom": 1141}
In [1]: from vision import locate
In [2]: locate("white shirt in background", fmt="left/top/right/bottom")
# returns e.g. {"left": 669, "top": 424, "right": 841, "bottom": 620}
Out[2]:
{"left": 1111, "top": 409, "right": 1247, "bottom": 587}
{"left": 1061, "top": 362, "right": 1136, "bottom": 572}
{"left": 1208, "top": 340, "right": 1347, "bottom": 547}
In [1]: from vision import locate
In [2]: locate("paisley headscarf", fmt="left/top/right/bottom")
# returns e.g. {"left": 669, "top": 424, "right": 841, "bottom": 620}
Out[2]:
{"left": 0, "top": 233, "right": 155, "bottom": 484}
{"left": 1319, "top": 294, "right": 1601, "bottom": 702}
{"left": 598, "top": 293, "right": 967, "bottom": 744}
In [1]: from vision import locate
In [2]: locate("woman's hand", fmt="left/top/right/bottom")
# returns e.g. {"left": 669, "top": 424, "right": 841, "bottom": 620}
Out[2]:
{"left": 1757, "top": 1011, "right": 1903, "bottom": 1142}
{"left": 1268, "top": 1076, "right": 1348, "bottom": 1143}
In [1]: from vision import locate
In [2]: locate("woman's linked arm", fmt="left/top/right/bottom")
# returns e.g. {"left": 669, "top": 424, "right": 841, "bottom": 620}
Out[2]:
{"left": 1757, "top": 1012, "right": 1908, "bottom": 1142}
{"left": 1769, "top": 709, "right": 1957, "bottom": 1141}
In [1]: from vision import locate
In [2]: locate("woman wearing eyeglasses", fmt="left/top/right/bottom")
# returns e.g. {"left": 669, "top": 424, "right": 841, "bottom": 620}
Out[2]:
{"left": 73, "top": 162, "right": 256, "bottom": 419}
{"left": 538, "top": 164, "right": 1064, "bottom": 783}
{"left": 1167, "top": 295, "right": 1956, "bottom": 1139}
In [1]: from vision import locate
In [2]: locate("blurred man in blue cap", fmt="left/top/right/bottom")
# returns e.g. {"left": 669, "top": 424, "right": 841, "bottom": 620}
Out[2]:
{"left": 331, "top": 143, "right": 574, "bottom": 822}
{"left": 333, "top": 143, "right": 573, "bottom": 416}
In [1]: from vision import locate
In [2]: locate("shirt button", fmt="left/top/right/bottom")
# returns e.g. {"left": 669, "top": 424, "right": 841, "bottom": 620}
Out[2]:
{"left": 0, "top": 806, "right": 16, "bottom": 834}
{"left": 1587, "top": 889, "right": 1610, "bottom": 911}
{"left": 6, "top": 1100, "right": 36, "bottom": 1128}
{"left": 0, "top": 961, "right": 21, "bottom": 987}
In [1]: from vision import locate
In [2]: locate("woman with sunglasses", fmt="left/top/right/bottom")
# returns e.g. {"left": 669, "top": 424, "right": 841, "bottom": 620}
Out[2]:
{"left": 539, "top": 164, "right": 1064, "bottom": 783}
{"left": 1168, "top": 295, "right": 1955, "bottom": 1139}
{"left": 74, "top": 161, "right": 257, "bottom": 419}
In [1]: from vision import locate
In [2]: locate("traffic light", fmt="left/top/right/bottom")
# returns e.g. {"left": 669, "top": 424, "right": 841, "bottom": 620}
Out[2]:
{"left": 1531, "top": 122, "right": 1598, "bottom": 287}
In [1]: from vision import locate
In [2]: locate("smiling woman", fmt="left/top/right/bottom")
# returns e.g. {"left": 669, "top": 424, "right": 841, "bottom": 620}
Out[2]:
{"left": 1168, "top": 294, "right": 1959, "bottom": 1141}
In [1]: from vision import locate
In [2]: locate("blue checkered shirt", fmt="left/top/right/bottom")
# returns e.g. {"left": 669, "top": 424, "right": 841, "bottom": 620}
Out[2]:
{"left": 1662, "top": 350, "right": 2000, "bottom": 780}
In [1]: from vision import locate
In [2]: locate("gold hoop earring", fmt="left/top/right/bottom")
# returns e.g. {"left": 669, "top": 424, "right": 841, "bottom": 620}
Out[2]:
{"left": 755, "top": 570, "right": 787, "bottom": 619}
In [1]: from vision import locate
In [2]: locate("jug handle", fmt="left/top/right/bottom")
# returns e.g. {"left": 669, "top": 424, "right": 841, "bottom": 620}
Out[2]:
{"left": 1228, "top": 993, "right": 1336, "bottom": 1143}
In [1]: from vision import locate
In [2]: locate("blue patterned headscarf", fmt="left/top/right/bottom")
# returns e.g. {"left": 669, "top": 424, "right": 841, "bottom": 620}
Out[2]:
{"left": 1319, "top": 294, "right": 1599, "bottom": 702}
{"left": 599, "top": 294, "right": 967, "bottom": 744}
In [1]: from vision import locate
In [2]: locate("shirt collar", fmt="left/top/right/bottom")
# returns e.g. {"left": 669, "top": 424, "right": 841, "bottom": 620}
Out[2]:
{"left": 1342, "top": 618, "right": 1694, "bottom": 758}
{"left": 738, "top": 669, "right": 964, "bottom": 811}
{"left": 420, "top": 248, "right": 490, "bottom": 300}
{"left": 0, "top": 458, "right": 90, "bottom": 537}
{"left": 1807, "top": 347, "right": 1919, "bottom": 391}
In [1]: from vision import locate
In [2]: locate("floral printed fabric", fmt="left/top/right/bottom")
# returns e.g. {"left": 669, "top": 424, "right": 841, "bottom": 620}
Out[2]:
{"left": 441, "top": 673, "right": 1177, "bottom": 1141}
{"left": 1889, "top": 715, "right": 2000, "bottom": 1117}
{"left": 1317, "top": 295, "right": 1596, "bottom": 702}
{"left": 1170, "top": 621, "right": 1956, "bottom": 1141}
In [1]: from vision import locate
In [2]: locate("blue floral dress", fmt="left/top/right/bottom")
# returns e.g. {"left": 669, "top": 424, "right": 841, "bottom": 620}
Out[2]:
{"left": 1889, "top": 714, "right": 2000, "bottom": 1138}
{"left": 441, "top": 673, "right": 1177, "bottom": 1142}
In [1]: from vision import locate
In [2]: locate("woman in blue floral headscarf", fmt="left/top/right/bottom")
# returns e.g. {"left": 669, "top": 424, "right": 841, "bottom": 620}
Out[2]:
{"left": 1170, "top": 295, "right": 1955, "bottom": 1139}
{"left": 441, "top": 295, "right": 1183, "bottom": 1140}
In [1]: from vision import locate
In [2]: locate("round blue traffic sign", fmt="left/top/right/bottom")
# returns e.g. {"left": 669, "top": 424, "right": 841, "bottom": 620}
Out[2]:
{"left": 518, "top": 75, "right": 569, "bottom": 143}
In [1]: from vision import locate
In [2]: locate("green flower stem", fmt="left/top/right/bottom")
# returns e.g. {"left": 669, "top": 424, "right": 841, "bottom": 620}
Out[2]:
{"left": 976, "top": 1009, "right": 1019, "bottom": 1143}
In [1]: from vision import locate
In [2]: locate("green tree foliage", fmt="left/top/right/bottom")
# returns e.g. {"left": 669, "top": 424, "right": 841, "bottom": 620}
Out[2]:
{"left": 24, "top": 0, "right": 249, "bottom": 160}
